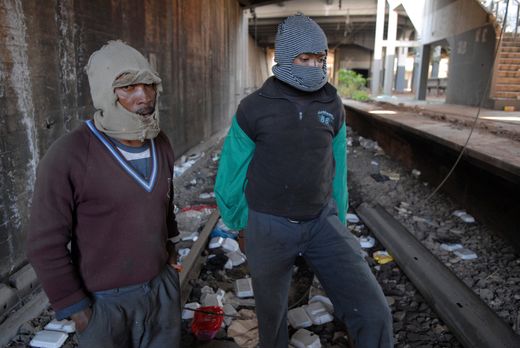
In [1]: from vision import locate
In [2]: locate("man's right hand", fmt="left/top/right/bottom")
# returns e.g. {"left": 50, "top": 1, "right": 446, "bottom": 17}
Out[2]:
{"left": 71, "top": 307, "right": 92, "bottom": 333}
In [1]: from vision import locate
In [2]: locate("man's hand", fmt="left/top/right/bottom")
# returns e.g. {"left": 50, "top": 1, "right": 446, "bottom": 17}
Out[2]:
{"left": 71, "top": 307, "right": 92, "bottom": 333}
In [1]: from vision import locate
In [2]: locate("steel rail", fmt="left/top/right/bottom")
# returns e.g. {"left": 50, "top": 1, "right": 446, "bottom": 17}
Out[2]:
{"left": 357, "top": 203, "right": 520, "bottom": 348}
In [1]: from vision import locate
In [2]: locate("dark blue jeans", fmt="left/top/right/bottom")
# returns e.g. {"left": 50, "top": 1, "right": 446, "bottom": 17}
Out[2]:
{"left": 245, "top": 201, "right": 393, "bottom": 348}
{"left": 76, "top": 266, "right": 181, "bottom": 348}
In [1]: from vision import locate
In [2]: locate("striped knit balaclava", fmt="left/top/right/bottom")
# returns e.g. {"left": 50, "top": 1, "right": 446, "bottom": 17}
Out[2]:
{"left": 86, "top": 40, "right": 162, "bottom": 141}
{"left": 272, "top": 14, "right": 328, "bottom": 92}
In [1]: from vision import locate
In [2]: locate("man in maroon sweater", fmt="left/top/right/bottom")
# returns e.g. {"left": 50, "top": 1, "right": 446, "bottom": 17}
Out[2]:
{"left": 26, "top": 41, "right": 181, "bottom": 347}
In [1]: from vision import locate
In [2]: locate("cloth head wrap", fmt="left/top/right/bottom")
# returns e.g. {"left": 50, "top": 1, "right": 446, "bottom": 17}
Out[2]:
{"left": 86, "top": 40, "right": 162, "bottom": 140}
{"left": 272, "top": 14, "right": 328, "bottom": 92}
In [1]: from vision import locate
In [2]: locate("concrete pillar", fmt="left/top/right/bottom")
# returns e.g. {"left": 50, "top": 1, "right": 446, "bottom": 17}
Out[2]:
{"left": 415, "top": 44, "right": 431, "bottom": 100}
{"left": 371, "top": 0, "right": 386, "bottom": 96}
{"left": 383, "top": 7, "right": 398, "bottom": 95}
{"left": 431, "top": 45, "right": 441, "bottom": 78}
{"left": 395, "top": 46, "right": 408, "bottom": 92}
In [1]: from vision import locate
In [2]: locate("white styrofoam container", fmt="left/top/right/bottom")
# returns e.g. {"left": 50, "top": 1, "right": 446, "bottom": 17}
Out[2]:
{"left": 226, "top": 251, "right": 246, "bottom": 268}
{"left": 44, "top": 319, "right": 75, "bottom": 333}
{"left": 208, "top": 236, "right": 224, "bottom": 249}
{"left": 290, "top": 328, "right": 322, "bottom": 348}
{"left": 221, "top": 238, "right": 239, "bottom": 253}
{"left": 440, "top": 243, "right": 463, "bottom": 252}
{"left": 454, "top": 248, "right": 478, "bottom": 260}
{"left": 202, "top": 293, "right": 223, "bottom": 307}
{"left": 182, "top": 302, "right": 201, "bottom": 320}
{"left": 304, "top": 302, "right": 334, "bottom": 325}
{"left": 29, "top": 330, "right": 68, "bottom": 348}
{"left": 308, "top": 295, "right": 334, "bottom": 314}
{"left": 234, "top": 278, "right": 254, "bottom": 298}
{"left": 287, "top": 307, "right": 312, "bottom": 329}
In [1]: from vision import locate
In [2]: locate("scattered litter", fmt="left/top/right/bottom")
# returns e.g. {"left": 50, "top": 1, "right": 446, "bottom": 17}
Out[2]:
{"left": 452, "top": 210, "right": 476, "bottom": 223}
{"left": 225, "top": 251, "right": 247, "bottom": 268}
{"left": 308, "top": 275, "right": 327, "bottom": 300}
{"left": 290, "top": 328, "right": 322, "bottom": 348}
{"left": 223, "top": 303, "right": 238, "bottom": 326}
{"left": 215, "top": 289, "right": 226, "bottom": 302}
{"left": 29, "top": 330, "right": 68, "bottom": 348}
{"left": 412, "top": 216, "right": 437, "bottom": 227}
{"left": 44, "top": 319, "right": 75, "bottom": 333}
{"left": 359, "top": 236, "right": 376, "bottom": 249}
{"left": 359, "top": 137, "right": 377, "bottom": 150}
{"left": 174, "top": 154, "right": 203, "bottom": 177}
{"left": 449, "top": 228, "right": 464, "bottom": 236}
{"left": 211, "top": 227, "right": 238, "bottom": 240}
{"left": 380, "top": 170, "right": 400, "bottom": 181}
{"left": 370, "top": 160, "right": 380, "bottom": 175}
{"left": 440, "top": 243, "right": 464, "bottom": 252}
{"left": 199, "top": 192, "right": 215, "bottom": 200}
{"left": 304, "top": 301, "right": 334, "bottom": 325}
{"left": 191, "top": 305, "right": 224, "bottom": 341}
{"left": 288, "top": 307, "right": 313, "bottom": 329}
{"left": 209, "top": 236, "right": 225, "bottom": 249}
{"left": 202, "top": 293, "right": 223, "bottom": 309}
{"left": 454, "top": 248, "right": 478, "bottom": 260}
{"left": 222, "top": 238, "right": 240, "bottom": 253}
{"left": 182, "top": 302, "right": 201, "bottom": 320}
{"left": 386, "top": 296, "right": 395, "bottom": 306}
{"left": 227, "top": 309, "right": 259, "bottom": 348}
{"left": 235, "top": 278, "right": 254, "bottom": 298}
{"left": 309, "top": 295, "right": 334, "bottom": 314}
{"left": 346, "top": 213, "right": 360, "bottom": 224}
{"left": 176, "top": 205, "right": 216, "bottom": 232}
{"left": 370, "top": 173, "right": 389, "bottom": 182}
{"left": 180, "top": 231, "right": 199, "bottom": 242}
{"left": 373, "top": 250, "right": 394, "bottom": 264}
{"left": 411, "top": 169, "right": 421, "bottom": 178}
{"left": 395, "top": 206, "right": 412, "bottom": 216}
{"left": 177, "top": 248, "right": 191, "bottom": 264}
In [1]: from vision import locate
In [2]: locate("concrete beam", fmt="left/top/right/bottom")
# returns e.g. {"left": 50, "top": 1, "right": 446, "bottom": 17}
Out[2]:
{"left": 383, "top": 7, "right": 398, "bottom": 95}
{"left": 415, "top": 44, "right": 431, "bottom": 100}
{"left": 371, "top": 0, "right": 386, "bottom": 95}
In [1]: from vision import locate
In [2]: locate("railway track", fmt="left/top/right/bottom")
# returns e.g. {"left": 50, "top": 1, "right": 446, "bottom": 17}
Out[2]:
{"left": 4, "top": 115, "right": 520, "bottom": 347}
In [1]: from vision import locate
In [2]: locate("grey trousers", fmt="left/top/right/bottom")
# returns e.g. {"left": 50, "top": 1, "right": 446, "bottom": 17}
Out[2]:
{"left": 76, "top": 265, "right": 181, "bottom": 348}
{"left": 245, "top": 201, "right": 393, "bottom": 348}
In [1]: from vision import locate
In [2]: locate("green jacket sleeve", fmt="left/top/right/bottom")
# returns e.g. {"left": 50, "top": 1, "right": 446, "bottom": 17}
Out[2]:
{"left": 215, "top": 115, "right": 255, "bottom": 230}
{"left": 332, "top": 123, "right": 348, "bottom": 224}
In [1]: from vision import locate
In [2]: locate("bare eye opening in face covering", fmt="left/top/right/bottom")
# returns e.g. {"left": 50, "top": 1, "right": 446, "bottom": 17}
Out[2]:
{"left": 113, "top": 73, "right": 157, "bottom": 116}
{"left": 293, "top": 53, "right": 326, "bottom": 68}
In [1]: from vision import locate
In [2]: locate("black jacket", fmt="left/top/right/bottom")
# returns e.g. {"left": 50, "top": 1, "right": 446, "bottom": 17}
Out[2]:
{"left": 237, "top": 76, "right": 345, "bottom": 219}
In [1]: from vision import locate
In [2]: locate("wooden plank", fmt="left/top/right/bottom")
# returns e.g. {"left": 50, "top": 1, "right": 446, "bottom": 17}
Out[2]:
{"left": 179, "top": 209, "right": 220, "bottom": 305}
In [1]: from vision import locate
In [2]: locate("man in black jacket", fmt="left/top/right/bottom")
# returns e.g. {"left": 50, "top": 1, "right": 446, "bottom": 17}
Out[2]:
{"left": 216, "top": 15, "right": 393, "bottom": 348}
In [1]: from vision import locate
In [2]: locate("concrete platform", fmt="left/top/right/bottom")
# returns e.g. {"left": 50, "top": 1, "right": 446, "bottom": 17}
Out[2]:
{"left": 343, "top": 98, "right": 520, "bottom": 181}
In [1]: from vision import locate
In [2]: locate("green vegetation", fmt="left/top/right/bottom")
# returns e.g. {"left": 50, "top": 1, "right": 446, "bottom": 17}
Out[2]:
{"left": 337, "top": 69, "right": 370, "bottom": 101}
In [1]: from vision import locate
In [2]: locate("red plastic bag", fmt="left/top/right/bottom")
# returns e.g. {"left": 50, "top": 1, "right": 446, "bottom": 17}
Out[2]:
{"left": 191, "top": 306, "right": 224, "bottom": 341}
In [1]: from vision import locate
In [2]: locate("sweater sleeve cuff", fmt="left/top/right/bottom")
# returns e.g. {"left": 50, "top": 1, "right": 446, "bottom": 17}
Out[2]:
{"left": 55, "top": 298, "right": 91, "bottom": 320}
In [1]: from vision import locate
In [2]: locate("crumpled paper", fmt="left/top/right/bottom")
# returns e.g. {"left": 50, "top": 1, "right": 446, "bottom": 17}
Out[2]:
{"left": 227, "top": 309, "right": 259, "bottom": 348}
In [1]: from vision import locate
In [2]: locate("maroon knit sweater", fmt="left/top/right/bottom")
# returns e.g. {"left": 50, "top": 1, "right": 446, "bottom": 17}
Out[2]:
{"left": 26, "top": 122, "right": 179, "bottom": 312}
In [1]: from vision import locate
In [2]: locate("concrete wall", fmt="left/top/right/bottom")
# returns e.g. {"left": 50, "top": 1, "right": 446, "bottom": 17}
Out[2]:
{"left": 0, "top": 0, "right": 264, "bottom": 281}
{"left": 402, "top": 0, "right": 490, "bottom": 45}
{"left": 445, "top": 23, "right": 496, "bottom": 106}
